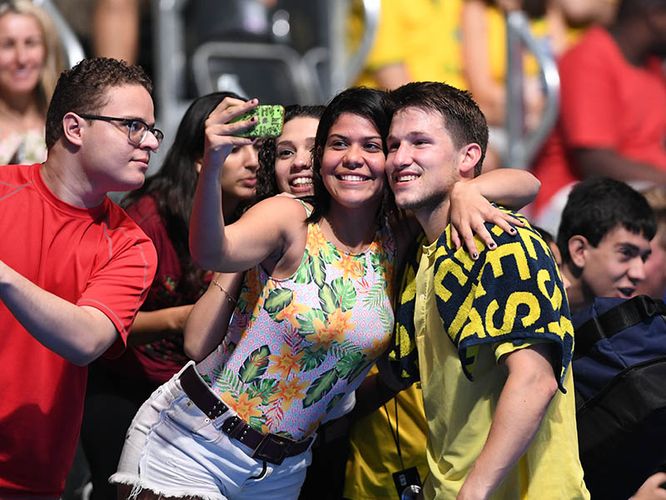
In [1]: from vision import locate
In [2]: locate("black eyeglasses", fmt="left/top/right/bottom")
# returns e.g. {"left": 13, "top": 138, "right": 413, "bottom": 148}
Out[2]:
{"left": 78, "top": 113, "right": 164, "bottom": 147}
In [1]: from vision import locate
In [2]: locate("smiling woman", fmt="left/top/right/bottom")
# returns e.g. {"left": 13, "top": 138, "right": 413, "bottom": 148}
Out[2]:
{"left": 257, "top": 104, "right": 324, "bottom": 200}
{"left": 111, "top": 88, "right": 404, "bottom": 500}
{"left": 0, "top": 0, "right": 64, "bottom": 165}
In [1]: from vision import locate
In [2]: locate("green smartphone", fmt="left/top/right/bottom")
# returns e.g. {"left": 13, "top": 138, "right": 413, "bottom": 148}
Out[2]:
{"left": 233, "top": 104, "right": 285, "bottom": 138}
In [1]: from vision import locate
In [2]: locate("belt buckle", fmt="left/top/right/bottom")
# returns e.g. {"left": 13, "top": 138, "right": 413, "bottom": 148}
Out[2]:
{"left": 252, "top": 434, "right": 291, "bottom": 465}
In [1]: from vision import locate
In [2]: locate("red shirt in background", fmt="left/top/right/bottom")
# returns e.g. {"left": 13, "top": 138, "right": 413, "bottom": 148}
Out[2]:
{"left": 531, "top": 27, "right": 666, "bottom": 216}
{"left": 101, "top": 194, "right": 204, "bottom": 385}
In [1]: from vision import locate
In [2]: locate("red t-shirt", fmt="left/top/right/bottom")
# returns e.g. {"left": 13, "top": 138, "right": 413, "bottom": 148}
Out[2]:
{"left": 531, "top": 27, "right": 666, "bottom": 215}
{"left": 0, "top": 164, "right": 157, "bottom": 495}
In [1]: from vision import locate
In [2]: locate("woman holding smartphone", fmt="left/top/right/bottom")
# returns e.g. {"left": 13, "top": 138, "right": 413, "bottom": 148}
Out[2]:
{"left": 80, "top": 91, "right": 258, "bottom": 499}
{"left": 112, "top": 88, "right": 540, "bottom": 498}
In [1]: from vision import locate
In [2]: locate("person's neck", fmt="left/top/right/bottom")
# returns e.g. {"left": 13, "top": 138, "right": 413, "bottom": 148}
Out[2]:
{"left": 609, "top": 22, "right": 652, "bottom": 67}
{"left": 325, "top": 202, "right": 380, "bottom": 254}
{"left": 0, "top": 91, "right": 41, "bottom": 122}
{"left": 414, "top": 198, "right": 451, "bottom": 245}
{"left": 40, "top": 150, "right": 106, "bottom": 208}
{"left": 562, "top": 265, "right": 591, "bottom": 313}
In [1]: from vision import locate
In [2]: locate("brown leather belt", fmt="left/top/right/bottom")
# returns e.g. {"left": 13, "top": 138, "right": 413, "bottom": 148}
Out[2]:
{"left": 179, "top": 364, "right": 313, "bottom": 465}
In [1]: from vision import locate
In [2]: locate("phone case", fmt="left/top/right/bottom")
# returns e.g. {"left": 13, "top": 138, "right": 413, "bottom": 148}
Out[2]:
{"left": 235, "top": 105, "right": 285, "bottom": 138}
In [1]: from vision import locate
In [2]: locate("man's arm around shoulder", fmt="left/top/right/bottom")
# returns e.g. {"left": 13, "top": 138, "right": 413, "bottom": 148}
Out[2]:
{"left": 458, "top": 343, "right": 558, "bottom": 500}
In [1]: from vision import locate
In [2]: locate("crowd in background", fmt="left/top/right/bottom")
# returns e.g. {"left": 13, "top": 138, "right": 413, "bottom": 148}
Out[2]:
{"left": 0, "top": 0, "right": 664, "bottom": 499}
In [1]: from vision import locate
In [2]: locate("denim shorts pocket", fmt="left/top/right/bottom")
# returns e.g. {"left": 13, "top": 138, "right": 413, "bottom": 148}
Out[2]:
{"left": 162, "top": 393, "right": 223, "bottom": 444}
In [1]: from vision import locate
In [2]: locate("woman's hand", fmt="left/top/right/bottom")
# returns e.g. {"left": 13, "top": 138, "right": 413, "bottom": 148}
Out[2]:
{"left": 449, "top": 180, "right": 523, "bottom": 258}
{"left": 201, "top": 97, "right": 258, "bottom": 172}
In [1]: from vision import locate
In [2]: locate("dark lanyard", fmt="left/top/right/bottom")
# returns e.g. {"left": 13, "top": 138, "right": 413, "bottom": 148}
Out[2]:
{"left": 383, "top": 395, "right": 405, "bottom": 470}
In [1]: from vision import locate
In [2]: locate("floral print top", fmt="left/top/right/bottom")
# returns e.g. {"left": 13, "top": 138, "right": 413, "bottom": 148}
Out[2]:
{"left": 196, "top": 218, "right": 396, "bottom": 440}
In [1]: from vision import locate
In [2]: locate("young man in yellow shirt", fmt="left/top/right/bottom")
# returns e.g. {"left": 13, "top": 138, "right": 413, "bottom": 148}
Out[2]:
{"left": 385, "top": 81, "right": 589, "bottom": 499}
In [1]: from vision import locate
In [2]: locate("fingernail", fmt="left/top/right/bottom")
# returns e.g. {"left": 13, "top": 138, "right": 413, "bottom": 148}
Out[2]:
{"left": 509, "top": 227, "right": 516, "bottom": 234}
{"left": 472, "top": 252, "right": 478, "bottom": 260}
{"left": 488, "top": 242, "right": 496, "bottom": 249}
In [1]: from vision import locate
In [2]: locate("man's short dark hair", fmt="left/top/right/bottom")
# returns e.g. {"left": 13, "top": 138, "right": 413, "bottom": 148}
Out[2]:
{"left": 45, "top": 57, "right": 153, "bottom": 149}
{"left": 557, "top": 177, "right": 656, "bottom": 265}
{"left": 388, "top": 81, "right": 489, "bottom": 177}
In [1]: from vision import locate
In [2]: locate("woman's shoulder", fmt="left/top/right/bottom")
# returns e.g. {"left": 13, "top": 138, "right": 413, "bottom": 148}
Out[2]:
{"left": 248, "top": 194, "right": 312, "bottom": 218}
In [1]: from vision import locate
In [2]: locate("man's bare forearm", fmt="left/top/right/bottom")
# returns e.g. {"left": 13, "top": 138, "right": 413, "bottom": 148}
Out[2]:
{"left": 458, "top": 345, "right": 558, "bottom": 499}
{"left": 0, "top": 261, "right": 118, "bottom": 365}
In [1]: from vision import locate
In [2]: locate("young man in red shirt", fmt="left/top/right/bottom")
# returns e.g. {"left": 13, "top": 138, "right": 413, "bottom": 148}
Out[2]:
{"left": 0, "top": 57, "right": 159, "bottom": 498}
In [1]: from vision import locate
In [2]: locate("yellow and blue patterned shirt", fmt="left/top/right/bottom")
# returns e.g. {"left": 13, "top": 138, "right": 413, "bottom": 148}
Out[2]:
{"left": 390, "top": 211, "right": 575, "bottom": 389}
{"left": 403, "top": 211, "right": 588, "bottom": 498}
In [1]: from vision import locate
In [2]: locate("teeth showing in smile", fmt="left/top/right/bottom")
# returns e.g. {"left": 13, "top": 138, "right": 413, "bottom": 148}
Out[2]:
{"left": 396, "top": 174, "right": 418, "bottom": 183}
{"left": 338, "top": 175, "right": 367, "bottom": 182}
{"left": 292, "top": 177, "right": 312, "bottom": 186}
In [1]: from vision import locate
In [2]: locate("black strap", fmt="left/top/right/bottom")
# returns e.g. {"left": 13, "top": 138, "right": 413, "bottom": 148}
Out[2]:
{"left": 574, "top": 295, "right": 666, "bottom": 359}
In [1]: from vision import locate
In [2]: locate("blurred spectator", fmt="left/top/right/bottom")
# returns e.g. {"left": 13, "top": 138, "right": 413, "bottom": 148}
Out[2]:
{"left": 558, "top": 0, "right": 619, "bottom": 26}
{"left": 462, "top": 0, "right": 571, "bottom": 131}
{"left": 91, "top": 0, "right": 154, "bottom": 80}
{"left": 461, "top": 0, "right": 585, "bottom": 168}
{"left": 637, "top": 186, "right": 666, "bottom": 300}
{"left": 52, "top": 0, "right": 153, "bottom": 79}
{"left": 51, "top": 0, "right": 91, "bottom": 45}
{"left": 350, "top": 0, "right": 466, "bottom": 90}
{"left": 531, "top": 0, "right": 666, "bottom": 230}
{"left": 92, "top": 0, "right": 142, "bottom": 64}
{"left": 0, "top": 0, "right": 64, "bottom": 165}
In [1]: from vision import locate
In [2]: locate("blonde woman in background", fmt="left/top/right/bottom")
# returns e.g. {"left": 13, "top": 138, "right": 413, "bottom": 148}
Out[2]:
{"left": 0, "top": 0, "right": 64, "bottom": 165}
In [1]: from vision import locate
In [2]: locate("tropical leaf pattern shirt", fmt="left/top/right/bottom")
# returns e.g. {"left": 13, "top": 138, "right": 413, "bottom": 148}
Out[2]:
{"left": 196, "top": 220, "right": 396, "bottom": 440}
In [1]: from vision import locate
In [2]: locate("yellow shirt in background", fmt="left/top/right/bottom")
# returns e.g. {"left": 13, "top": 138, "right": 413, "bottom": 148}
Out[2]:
{"left": 485, "top": 6, "right": 583, "bottom": 82}
{"left": 351, "top": 0, "right": 466, "bottom": 90}
{"left": 344, "top": 365, "right": 429, "bottom": 499}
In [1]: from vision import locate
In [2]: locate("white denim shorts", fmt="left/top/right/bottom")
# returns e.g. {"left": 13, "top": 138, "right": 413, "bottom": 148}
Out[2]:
{"left": 110, "top": 362, "right": 312, "bottom": 499}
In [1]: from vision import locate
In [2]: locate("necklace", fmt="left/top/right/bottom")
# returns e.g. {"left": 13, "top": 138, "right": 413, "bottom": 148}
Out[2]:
{"left": 324, "top": 218, "right": 376, "bottom": 255}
